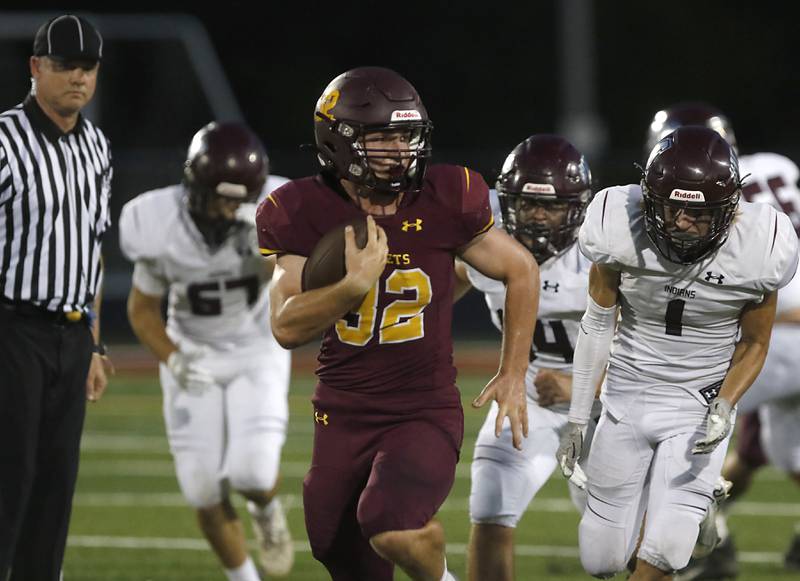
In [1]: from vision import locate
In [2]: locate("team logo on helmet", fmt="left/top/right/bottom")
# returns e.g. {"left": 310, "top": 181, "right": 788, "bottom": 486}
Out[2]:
{"left": 315, "top": 89, "right": 340, "bottom": 122}
{"left": 669, "top": 189, "right": 705, "bottom": 202}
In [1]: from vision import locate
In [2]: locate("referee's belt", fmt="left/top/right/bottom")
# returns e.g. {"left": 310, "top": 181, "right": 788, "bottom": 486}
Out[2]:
{"left": 0, "top": 298, "right": 87, "bottom": 325}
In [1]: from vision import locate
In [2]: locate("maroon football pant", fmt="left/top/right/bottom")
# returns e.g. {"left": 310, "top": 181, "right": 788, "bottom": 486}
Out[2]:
{"left": 303, "top": 405, "right": 463, "bottom": 581}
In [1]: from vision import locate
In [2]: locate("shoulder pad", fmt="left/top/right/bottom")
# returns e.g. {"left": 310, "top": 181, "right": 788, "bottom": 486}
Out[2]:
{"left": 578, "top": 185, "right": 642, "bottom": 267}
{"left": 119, "top": 185, "right": 182, "bottom": 262}
{"left": 256, "top": 177, "right": 318, "bottom": 257}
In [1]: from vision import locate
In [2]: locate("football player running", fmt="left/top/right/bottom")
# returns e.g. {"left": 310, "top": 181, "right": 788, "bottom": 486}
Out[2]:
{"left": 645, "top": 103, "right": 800, "bottom": 579}
{"left": 455, "top": 135, "right": 599, "bottom": 581}
{"left": 120, "top": 122, "right": 293, "bottom": 581}
{"left": 557, "top": 126, "right": 799, "bottom": 581}
{"left": 256, "top": 67, "right": 539, "bottom": 581}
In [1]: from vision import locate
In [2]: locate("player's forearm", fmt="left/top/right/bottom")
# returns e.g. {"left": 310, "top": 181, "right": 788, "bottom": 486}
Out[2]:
{"left": 272, "top": 278, "right": 364, "bottom": 349}
{"left": 719, "top": 338, "right": 770, "bottom": 405}
{"left": 567, "top": 296, "right": 617, "bottom": 425}
{"left": 127, "top": 302, "right": 176, "bottom": 363}
{"left": 452, "top": 259, "right": 473, "bottom": 304}
{"left": 497, "top": 256, "right": 539, "bottom": 375}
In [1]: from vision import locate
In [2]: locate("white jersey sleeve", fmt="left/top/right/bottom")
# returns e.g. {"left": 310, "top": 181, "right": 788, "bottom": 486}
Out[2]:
{"left": 119, "top": 186, "right": 182, "bottom": 296}
{"left": 739, "top": 153, "right": 800, "bottom": 235}
{"left": 578, "top": 185, "right": 641, "bottom": 268}
{"left": 756, "top": 209, "right": 798, "bottom": 293}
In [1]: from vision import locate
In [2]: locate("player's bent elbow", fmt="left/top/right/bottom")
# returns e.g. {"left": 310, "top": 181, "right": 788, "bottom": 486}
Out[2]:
{"left": 270, "top": 322, "right": 315, "bottom": 350}
{"left": 270, "top": 325, "right": 302, "bottom": 350}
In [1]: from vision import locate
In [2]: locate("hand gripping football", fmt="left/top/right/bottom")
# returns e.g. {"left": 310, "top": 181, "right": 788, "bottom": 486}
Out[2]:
{"left": 301, "top": 217, "right": 368, "bottom": 291}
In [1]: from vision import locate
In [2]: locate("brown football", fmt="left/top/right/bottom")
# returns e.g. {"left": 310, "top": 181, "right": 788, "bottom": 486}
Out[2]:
{"left": 302, "top": 217, "right": 368, "bottom": 291}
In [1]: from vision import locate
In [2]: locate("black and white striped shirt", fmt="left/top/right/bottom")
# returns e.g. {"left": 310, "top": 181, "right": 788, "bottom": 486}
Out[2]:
{"left": 0, "top": 95, "right": 112, "bottom": 313}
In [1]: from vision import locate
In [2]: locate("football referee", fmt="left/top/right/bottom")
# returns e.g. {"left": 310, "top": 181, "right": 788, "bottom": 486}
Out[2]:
{"left": 0, "top": 14, "right": 113, "bottom": 580}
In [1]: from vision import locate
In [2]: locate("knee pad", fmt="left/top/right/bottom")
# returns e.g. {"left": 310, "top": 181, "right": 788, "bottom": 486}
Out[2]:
{"left": 639, "top": 507, "right": 702, "bottom": 572}
{"left": 174, "top": 455, "right": 223, "bottom": 508}
{"left": 469, "top": 454, "right": 533, "bottom": 527}
{"left": 579, "top": 515, "right": 630, "bottom": 578}
{"left": 228, "top": 433, "right": 283, "bottom": 493}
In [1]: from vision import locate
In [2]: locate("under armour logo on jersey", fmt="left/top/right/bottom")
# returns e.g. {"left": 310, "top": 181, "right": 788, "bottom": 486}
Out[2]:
{"left": 699, "top": 381, "right": 723, "bottom": 404}
{"left": 542, "top": 280, "right": 560, "bottom": 292}
{"left": 314, "top": 410, "right": 329, "bottom": 426}
{"left": 401, "top": 218, "right": 423, "bottom": 232}
{"left": 705, "top": 271, "right": 725, "bottom": 284}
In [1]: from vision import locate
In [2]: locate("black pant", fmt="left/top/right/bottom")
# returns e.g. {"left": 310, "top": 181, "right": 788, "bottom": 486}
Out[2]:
{"left": 0, "top": 306, "right": 93, "bottom": 581}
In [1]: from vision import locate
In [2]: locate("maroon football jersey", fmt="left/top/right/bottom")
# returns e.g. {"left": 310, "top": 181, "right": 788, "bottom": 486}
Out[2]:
{"left": 257, "top": 165, "right": 493, "bottom": 412}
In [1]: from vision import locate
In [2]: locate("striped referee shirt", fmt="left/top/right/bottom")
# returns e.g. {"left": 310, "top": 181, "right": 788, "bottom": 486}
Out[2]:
{"left": 0, "top": 94, "right": 112, "bottom": 313}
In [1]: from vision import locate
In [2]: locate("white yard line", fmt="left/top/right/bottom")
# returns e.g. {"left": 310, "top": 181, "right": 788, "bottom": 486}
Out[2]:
{"left": 72, "top": 492, "right": 800, "bottom": 518}
{"left": 65, "top": 535, "right": 783, "bottom": 564}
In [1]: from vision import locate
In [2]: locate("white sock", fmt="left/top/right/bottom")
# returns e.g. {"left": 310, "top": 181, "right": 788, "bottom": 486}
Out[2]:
{"left": 224, "top": 556, "right": 261, "bottom": 581}
{"left": 440, "top": 557, "right": 456, "bottom": 581}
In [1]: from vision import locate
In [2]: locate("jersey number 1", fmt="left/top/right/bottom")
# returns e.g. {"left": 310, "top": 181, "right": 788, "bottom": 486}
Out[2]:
{"left": 665, "top": 298, "right": 685, "bottom": 336}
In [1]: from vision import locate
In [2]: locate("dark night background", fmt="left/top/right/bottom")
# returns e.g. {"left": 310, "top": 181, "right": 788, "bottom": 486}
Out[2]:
{"left": 1, "top": 2, "right": 797, "bottom": 341}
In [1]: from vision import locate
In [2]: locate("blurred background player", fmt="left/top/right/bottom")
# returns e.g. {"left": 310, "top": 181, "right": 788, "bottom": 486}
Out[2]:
{"left": 645, "top": 103, "right": 800, "bottom": 579}
{"left": 119, "top": 121, "right": 293, "bottom": 581}
{"left": 257, "top": 66, "right": 539, "bottom": 581}
{"left": 455, "top": 134, "right": 599, "bottom": 581}
{"left": 558, "top": 126, "right": 798, "bottom": 580}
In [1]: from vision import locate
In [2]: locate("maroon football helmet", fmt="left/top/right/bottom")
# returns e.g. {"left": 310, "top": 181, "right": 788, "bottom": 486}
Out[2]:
{"left": 184, "top": 121, "right": 268, "bottom": 244}
{"left": 497, "top": 135, "right": 593, "bottom": 263}
{"left": 644, "top": 102, "right": 737, "bottom": 161}
{"left": 642, "top": 126, "right": 742, "bottom": 265}
{"left": 313, "top": 67, "right": 433, "bottom": 195}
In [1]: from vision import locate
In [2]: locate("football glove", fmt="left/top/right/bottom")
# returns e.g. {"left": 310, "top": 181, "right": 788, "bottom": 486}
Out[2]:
{"left": 557, "top": 421, "right": 588, "bottom": 489}
{"left": 692, "top": 397, "right": 733, "bottom": 455}
{"left": 167, "top": 348, "right": 214, "bottom": 395}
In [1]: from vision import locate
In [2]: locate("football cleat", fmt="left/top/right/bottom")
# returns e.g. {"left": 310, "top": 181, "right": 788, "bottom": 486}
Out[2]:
{"left": 247, "top": 498, "right": 294, "bottom": 577}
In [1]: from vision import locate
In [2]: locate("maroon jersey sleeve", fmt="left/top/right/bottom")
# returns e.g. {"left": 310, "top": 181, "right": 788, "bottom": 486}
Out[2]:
{"left": 256, "top": 179, "right": 317, "bottom": 257}
{"left": 426, "top": 165, "right": 494, "bottom": 249}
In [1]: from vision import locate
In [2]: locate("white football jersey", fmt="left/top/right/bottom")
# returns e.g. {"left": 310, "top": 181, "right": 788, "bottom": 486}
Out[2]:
{"left": 580, "top": 184, "right": 799, "bottom": 418}
{"left": 738, "top": 153, "right": 800, "bottom": 314}
{"left": 739, "top": 153, "right": 800, "bottom": 236}
{"left": 119, "top": 176, "right": 288, "bottom": 351}
{"left": 467, "top": 241, "right": 591, "bottom": 411}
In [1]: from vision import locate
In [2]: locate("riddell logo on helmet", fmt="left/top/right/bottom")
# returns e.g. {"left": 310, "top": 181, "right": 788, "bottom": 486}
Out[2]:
{"left": 522, "top": 183, "right": 556, "bottom": 194}
{"left": 669, "top": 189, "right": 706, "bottom": 202}
{"left": 391, "top": 110, "right": 422, "bottom": 121}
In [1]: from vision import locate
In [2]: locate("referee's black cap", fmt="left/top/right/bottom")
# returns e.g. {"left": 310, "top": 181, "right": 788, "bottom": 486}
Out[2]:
{"left": 33, "top": 14, "right": 103, "bottom": 63}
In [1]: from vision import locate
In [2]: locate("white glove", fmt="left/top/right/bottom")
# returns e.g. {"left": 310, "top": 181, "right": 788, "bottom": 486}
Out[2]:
{"left": 692, "top": 398, "right": 733, "bottom": 455}
{"left": 167, "top": 348, "right": 214, "bottom": 395}
{"left": 557, "top": 422, "right": 588, "bottom": 489}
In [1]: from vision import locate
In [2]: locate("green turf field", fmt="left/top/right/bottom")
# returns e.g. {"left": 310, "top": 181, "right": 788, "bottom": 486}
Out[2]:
{"left": 64, "top": 372, "right": 800, "bottom": 580}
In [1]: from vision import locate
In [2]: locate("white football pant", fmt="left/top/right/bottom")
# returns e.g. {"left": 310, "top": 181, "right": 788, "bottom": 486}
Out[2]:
{"left": 160, "top": 341, "right": 290, "bottom": 508}
{"left": 470, "top": 400, "right": 594, "bottom": 528}
{"left": 579, "top": 389, "right": 733, "bottom": 577}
